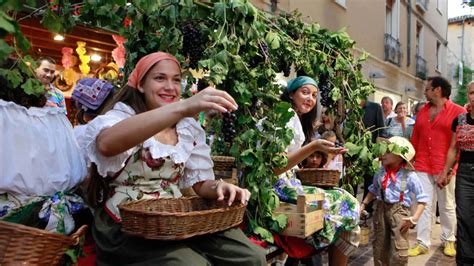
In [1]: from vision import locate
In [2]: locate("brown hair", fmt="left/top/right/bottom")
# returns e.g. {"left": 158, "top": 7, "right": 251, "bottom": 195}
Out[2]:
{"left": 303, "top": 150, "right": 328, "bottom": 168}
{"left": 280, "top": 88, "right": 318, "bottom": 144}
{"left": 36, "top": 56, "right": 56, "bottom": 66}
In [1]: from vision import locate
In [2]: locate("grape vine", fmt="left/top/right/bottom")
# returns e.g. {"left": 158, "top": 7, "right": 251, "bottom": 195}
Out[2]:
{"left": 2, "top": 0, "right": 382, "bottom": 243}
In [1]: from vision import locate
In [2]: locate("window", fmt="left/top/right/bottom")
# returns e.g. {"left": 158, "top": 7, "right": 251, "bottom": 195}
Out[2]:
{"left": 335, "top": 0, "right": 346, "bottom": 8}
{"left": 416, "top": 22, "right": 423, "bottom": 56}
{"left": 385, "top": 0, "right": 400, "bottom": 39}
{"left": 436, "top": 41, "right": 441, "bottom": 71}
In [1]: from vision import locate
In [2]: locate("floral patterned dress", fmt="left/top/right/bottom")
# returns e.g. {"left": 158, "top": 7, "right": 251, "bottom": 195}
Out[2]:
{"left": 273, "top": 111, "right": 360, "bottom": 250}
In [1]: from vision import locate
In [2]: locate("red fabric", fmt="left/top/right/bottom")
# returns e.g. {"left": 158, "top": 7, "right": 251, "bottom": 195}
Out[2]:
{"left": 411, "top": 100, "right": 465, "bottom": 175}
{"left": 77, "top": 234, "right": 96, "bottom": 266}
{"left": 273, "top": 234, "right": 317, "bottom": 259}
{"left": 248, "top": 236, "right": 268, "bottom": 248}
{"left": 127, "top": 52, "right": 181, "bottom": 89}
{"left": 382, "top": 164, "right": 403, "bottom": 190}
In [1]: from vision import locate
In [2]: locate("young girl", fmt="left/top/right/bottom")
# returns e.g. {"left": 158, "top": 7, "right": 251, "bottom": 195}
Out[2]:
{"left": 360, "top": 136, "right": 427, "bottom": 265}
{"left": 321, "top": 130, "right": 344, "bottom": 174}
{"left": 303, "top": 151, "right": 327, "bottom": 168}
{"left": 77, "top": 52, "right": 265, "bottom": 265}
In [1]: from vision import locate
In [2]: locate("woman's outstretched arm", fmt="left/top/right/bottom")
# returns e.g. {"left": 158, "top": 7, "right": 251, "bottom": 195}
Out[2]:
{"left": 97, "top": 88, "right": 237, "bottom": 156}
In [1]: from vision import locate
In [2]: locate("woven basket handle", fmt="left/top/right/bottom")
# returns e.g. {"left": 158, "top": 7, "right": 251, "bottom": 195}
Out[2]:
{"left": 70, "top": 225, "right": 88, "bottom": 246}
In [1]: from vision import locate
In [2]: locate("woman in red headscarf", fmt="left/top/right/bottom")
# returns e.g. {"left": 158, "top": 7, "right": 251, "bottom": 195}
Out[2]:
{"left": 77, "top": 52, "right": 265, "bottom": 265}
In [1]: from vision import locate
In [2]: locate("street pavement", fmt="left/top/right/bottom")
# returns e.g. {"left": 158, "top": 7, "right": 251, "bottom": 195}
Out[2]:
{"left": 348, "top": 220, "right": 456, "bottom": 265}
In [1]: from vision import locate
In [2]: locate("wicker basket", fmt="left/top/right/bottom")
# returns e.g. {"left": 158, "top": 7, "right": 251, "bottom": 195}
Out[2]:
{"left": 296, "top": 168, "right": 340, "bottom": 187}
{"left": 211, "top": 156, "right": 235, "bottom": 171}
{"left": 0, "top": 221, "right": 88, "bottom": 265}
{"left": 119, "top": 197, "right": 246, "bottom": 240}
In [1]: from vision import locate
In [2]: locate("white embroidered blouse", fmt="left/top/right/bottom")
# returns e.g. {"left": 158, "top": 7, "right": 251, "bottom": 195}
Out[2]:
{"left": 78, "top": 102, "right": 215, "bottom": 220}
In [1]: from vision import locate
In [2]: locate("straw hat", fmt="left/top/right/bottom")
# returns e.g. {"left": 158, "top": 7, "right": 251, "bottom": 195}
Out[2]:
{"left": 388, "top": 136, "right": 416, "bottom": 163}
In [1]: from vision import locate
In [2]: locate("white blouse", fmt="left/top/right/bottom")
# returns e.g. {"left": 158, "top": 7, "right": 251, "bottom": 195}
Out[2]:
{"left": 77, "top": 102, "right": 215, "bottom": 189}
{"left": 286, "top": 110, "right": 305, "bottom": 152}
{"left": 0, "top": 99, "right": 87, "bottom": 200}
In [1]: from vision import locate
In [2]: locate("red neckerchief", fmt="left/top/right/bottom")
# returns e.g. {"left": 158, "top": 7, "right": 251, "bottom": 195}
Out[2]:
{"left": 382, "top": 163, "right": 405, "bottom": 190}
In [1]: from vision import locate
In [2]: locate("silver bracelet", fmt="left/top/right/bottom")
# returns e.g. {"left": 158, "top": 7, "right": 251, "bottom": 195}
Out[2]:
{"left": 409, "top": 217, "right": 417, "bottom": 225}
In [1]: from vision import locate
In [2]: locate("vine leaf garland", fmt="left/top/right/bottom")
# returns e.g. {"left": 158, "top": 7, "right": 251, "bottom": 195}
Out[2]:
{"left": 2, "top": 0, "right": 380, "bottom": 243}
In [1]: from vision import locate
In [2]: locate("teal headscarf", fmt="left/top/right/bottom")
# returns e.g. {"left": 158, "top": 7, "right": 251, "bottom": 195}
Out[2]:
{"left": 286, "top": 76, "right": 318, "bottom": 93}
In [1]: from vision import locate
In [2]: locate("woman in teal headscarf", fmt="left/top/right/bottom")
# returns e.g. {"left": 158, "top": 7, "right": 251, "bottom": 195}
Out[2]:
{"left": 274, "top": 76, "right": 360, "bottom": 266}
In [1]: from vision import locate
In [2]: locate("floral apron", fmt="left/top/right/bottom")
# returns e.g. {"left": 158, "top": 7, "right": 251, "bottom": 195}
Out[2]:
{"left": 105, "top": 147, "right": 185, "bottom": 222}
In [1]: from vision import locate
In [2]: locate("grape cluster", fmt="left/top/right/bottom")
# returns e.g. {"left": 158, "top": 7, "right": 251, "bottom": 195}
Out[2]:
{"left": 180, "top": 21, "right": 206, "bottom": 69}
{"left": 296, "top": 68, "right": 307, "bottom": 76}
{"left": 197, "top": 79, "right": 209, "bottom": 92}
{"left": 319, "top": 75, "right": 331, "bottom": 107}
{"left": 222, "top": 112, "right": 237, "bottom": 143}
{"left": 277, "top": 60, "right": 292, "bottom": 77}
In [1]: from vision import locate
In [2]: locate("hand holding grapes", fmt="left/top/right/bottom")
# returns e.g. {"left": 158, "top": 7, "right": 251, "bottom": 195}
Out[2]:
{"left": 180, "top": 87, "right": 238, "bottom": 117}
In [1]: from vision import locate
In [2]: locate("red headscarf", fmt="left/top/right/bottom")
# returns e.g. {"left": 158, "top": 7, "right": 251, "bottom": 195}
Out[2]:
{"left": 127, "top": 52, "right": 181, "bottom": 89}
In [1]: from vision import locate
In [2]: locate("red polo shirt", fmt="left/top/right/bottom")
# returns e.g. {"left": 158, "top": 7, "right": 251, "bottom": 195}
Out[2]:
{"left": 411, "top": 100, "right": 465, "bottom": 175}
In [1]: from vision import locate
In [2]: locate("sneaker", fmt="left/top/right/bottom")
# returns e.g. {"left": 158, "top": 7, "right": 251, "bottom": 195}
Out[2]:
{"left": 408, "top": 243, "right": 429, "bottom": 257}
{"left": 444, "top": 241, "right": 456, "bottom": 257}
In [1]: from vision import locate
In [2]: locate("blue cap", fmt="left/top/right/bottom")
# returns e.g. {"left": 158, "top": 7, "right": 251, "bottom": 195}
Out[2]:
{"left": 286, "top": 76, "right": 318, "bottom": 93}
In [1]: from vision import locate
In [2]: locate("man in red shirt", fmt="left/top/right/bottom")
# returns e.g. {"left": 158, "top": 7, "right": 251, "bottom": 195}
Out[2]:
{"left": 409, "top": 76, "right": 466, "bottom": 257}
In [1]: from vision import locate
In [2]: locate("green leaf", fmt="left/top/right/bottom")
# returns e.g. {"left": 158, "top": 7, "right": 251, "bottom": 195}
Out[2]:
{"left": 21, "top": 78, "right": 45, "bottom": 96}
{"left": 14, "top": 32, "right": 30, "bottom": 52}
{"left": 178, "top": 0, "right": 192, "bottom": 7}
{"left": 265, "top": 31, "right": 280, "bottom": 50}
{"left": 274, "top": 214, "right": 288, "bottom": 229}
{"left": 214, "top": 2, "right": 227, "bottom": 20}
{"left": 253, "top": 226, "right": 273, "bottom": 243}
{"left": 64, "top": 249, "right": 78, "bottom": 263}
{"left": 359, "top": 146, "right": 369, "bottom": 162}
{"left": 0, "top": 40, "right": 14, "bottom": 60}
{"left": 161, "top": 5, "right": 177, "bottom": 22}
{"left": 41, "top": 11, "right": 62, "bottom": 33}
{"left": 0, "top": 11, "right": 16, "bottom": 33}
{"left": 344, "top": 142, "right": 362, "bottom": 156}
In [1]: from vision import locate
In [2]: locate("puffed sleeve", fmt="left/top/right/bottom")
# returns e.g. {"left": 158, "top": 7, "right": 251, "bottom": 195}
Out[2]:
{"left": 77, "top": 102, "right": 138, "bottom": 177}
{"left": 407, "top": 172, "right": 429, "bottom": 203}
{"left": 286, "top": 110, "right": 305, "bottom": 153}
{"left": 176, "top": 118, "right": 215, "bottom": 188}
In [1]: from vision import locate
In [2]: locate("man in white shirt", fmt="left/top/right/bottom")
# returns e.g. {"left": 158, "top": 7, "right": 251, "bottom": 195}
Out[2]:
{"left": 381, "top": 96, "right": 396, "bottom": 121}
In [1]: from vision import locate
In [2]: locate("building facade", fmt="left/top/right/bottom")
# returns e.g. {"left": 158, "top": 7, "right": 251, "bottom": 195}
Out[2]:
{"left": 447, "top": 15, "right": 473, "bottom": 98}
{"left": 251, "top": 0, "right": 450, "bottom": 111}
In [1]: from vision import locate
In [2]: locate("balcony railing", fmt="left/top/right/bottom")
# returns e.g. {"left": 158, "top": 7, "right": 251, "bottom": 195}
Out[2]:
{"left": 384, "top": 34, "right": 402, "bottom": 66}
{"left": 416, "top": 54, "right": 428, "bottom": 80}
{"left": 416, "top": 0, "right": 428, "bottom": 12}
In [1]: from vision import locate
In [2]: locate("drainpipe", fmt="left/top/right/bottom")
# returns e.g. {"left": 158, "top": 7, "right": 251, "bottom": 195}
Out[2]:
{"left": 459, "top": 17, "right": 465, "bottom": 85}
{"left": 407, "top": 0, "right": 411, "bottom": 67}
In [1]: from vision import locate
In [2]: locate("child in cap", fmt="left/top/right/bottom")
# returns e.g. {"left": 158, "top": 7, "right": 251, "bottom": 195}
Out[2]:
{"left": 360, "top": 136, "right": 428, "bottom": 265}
